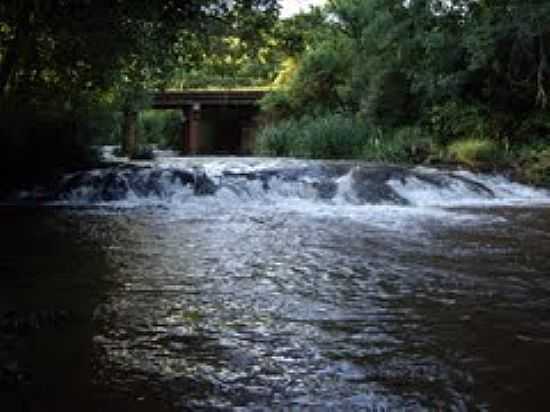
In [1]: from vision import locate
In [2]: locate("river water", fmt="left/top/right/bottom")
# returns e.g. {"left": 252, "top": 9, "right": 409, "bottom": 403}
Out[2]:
{"left": 1, "top": 155, "right": 550, "bottom": 411}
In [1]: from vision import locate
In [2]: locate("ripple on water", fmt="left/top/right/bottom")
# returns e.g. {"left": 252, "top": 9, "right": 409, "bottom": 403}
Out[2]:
{"left": 3, "top": 159, "right": 550, "bottom": 410}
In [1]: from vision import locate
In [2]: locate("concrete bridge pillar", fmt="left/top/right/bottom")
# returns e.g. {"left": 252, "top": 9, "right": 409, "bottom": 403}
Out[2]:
{"left": 189, "top": 103, "right": 201, "bottom": 154}
{"left": 240, "top": 119, "right": 256, "bottom": 154}
{"left": 181, "top": 103, "right": 201, "bottom": 154}
{"left": 122, "top": 110, "right": 137, "bottom": 157}
{"left": 181, "top": 108, "right": 190, "bottom": 153}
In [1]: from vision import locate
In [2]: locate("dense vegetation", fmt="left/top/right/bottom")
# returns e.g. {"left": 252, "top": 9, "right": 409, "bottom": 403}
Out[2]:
{"left": 0, "top": 0, "right": 278, "bottom": 190}
{"left": 2, "top": 0, "right": 550, "bottom": 189}
{"left": 257, "top": 0, "right": 550, "bottom": 185}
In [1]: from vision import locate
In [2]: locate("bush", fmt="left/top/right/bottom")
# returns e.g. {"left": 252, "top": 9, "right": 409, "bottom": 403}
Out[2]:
{"left": 363, "top": 70, "right": 415, "bottom": 127}
{"left": 256, "top": 113, "right": 368, "bottom": 159}
{"left": 96, "top": 110, "right": 183, "bottom": 152}
{"left": 272, "top": 57, "right": 299, "bottom": 88}
{"left": 515, "top": 113, "right": 550, "bottom": 144}
{"left": 78, "top": 108, "right": 122, "bottom": 145}
{"left": 447, "top": 138, "right": 503, "bottom": 167}
{"left": 255, "top": 120, "right": 296, "bottom": 156}
{"left": 139, "top": 110, "right": 182, "bottom": 149}
{"left": 429, "top": 101, "right": 491, "bottom": 145}
{"left": 517, "top": 145, "right": 550, "bottom": 186}
{"left": 362, "top": 126, "right": 434, "bottom": 163}
{"left": 259, "top": 90, "right": 295, "bottom": 121}
{"left": 286, "top": 37, "right": 353, "bottom": 114}
{"left": 261, "top": 36, "right": 354, "bottom": 120}
{"left": 256, "top": 114, "right": 435, "bottom": 162}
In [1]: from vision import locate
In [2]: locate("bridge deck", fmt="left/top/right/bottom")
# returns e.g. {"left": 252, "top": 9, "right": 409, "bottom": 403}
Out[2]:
{"left": 152, "top": 90, "right": 267, "bottom": 109}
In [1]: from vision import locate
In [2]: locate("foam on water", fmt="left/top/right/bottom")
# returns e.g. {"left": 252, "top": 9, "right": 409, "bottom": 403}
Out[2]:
{"left": 8, "top": 156, "right": 550, "bottom": 229}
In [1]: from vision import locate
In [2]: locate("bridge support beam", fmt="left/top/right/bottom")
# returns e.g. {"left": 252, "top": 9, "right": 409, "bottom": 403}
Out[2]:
{"left": 122, "top": 110, "right": 137, "bottom": 157}
{"left": 189, "top": 103, "right": 201, "bottom": 154}
{"left": 181, "top": 103, "right": 202, "bottom": 154}
{"left": 181, "top": 108, "right": 189, "bottom": 153}
{"left": 240, "top": 118, "right": 257, "bottom": 154}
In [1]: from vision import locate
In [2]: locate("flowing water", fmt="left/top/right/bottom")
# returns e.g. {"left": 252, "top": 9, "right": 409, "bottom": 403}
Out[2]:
{"left": 2, "top": 154, "right": 550, "bottom": 411}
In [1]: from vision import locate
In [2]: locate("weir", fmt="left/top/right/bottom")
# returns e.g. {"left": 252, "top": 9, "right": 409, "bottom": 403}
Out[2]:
{"left": 129, "top": 90, "right": 267, "bottom": 155}
{"left": 29, "top": 157, "right": 550, "bottom": 207}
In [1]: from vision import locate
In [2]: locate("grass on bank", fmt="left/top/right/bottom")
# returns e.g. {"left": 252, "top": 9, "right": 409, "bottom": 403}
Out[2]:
{"left": 255, "top": 113, "right": 431, "bottom": 163}
{"left": 447, "top": 138, "right": 503, "bottom": 168}
{"left": 254, "top": 112, "right": 550, "bottom": 186}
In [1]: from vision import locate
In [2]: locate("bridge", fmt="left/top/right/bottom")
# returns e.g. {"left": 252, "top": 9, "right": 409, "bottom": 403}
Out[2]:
{"left": 149, "top": 90, "right": 267, "bottom": 155}
{"left": 152, "top": 90, "right": 266, "bottom": 108}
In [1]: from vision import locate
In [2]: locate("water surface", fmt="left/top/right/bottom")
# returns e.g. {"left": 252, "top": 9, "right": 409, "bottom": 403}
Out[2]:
{"left": 1, "top": 157, "right": 550, "bottom": 411}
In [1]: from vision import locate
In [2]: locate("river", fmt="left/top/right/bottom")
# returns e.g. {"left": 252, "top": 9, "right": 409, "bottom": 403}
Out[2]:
{"left": 1, "top": 155, "right": 550, "bottom": 411}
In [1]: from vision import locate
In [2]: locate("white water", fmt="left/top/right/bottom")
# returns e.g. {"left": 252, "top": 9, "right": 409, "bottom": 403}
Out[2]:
{"left": 61, "top": 155, "right": 550, "bottom": 203}
{"left": 11, "top": 153, "right": 550, "bottom": 231}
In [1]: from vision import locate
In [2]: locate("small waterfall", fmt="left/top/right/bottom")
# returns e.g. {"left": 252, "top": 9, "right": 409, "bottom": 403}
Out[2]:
{"left": 22, "top": 160, "right": 549, "bottom": 208}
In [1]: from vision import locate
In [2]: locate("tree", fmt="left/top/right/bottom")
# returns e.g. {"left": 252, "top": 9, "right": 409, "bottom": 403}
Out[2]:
{"left": 0, "top": 0, "right": 280, "bottom": 157}
{"left": 0, "top": 0, "right": 279, "bottom": 106}
{"left": 261, "top": 0, "right": 550, "bottom": 149}
{"left": 462, "top": 0, "right": 550, "bottom": 111}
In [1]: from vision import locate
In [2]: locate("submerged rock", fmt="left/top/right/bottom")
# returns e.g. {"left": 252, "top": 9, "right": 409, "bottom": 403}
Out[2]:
{"left": 15, "top": 158, "right": 549, "bottom": 206}
{"left": 351, "top": 166, "right": 409, "bottom": 205}
{"left": 313, "top": 180, "right": 338, "bottom": 200}
{"left": 193, "top": 172, "right": 218, "bottom": 196}
{"left": 101, "top": 171, "right": 129, "bottom": 201}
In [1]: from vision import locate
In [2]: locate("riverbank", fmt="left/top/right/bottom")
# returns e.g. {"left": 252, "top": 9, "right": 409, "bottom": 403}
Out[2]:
{"left": 254, "top": 114, "right": 550, "bottom": 189}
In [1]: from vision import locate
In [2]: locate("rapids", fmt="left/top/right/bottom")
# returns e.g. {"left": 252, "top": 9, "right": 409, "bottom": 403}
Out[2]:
{"left": 12, "top": 155, "right": 550, "bottom": 210}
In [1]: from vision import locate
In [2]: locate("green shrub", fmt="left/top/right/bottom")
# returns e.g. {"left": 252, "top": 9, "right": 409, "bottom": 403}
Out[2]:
{"left": 290, "top": 114, "right": 367, "bottom": 158}
{"left": 518, "top": 145, "right": 550, "bottom": 186}
{"left": 363, "top": 70, "right": 415, "bottom": 127}
{"left": 259, "top": 90, "right": 295, "bottom": 121}
{"left": 139, "top": 110, "right": 182, "bottom": 149}
{"left": 286, "top": 37, "right": 353, "bottom": 114}
{"left": 261, "top": 36, "right": 354, "bottom": 120}
{"left": 79, "top": 108, "right": 122, "bottom": 145}
{"left": 95, "top": 110, "right": 182, "bottom": 151}
{"left": 447, "top": 138, "right": 503, "bottom": 167}
{"left": 256, "top": 114, "right": 435, "bottom": 162}
{"left": 255, "top": 121, "right": 293, "bottom": 156}
{"left": 256, "top": 113, "right": 368, "bottom": 159}
{"left": 429, "top": 101, "right": 491, "bottom": 145}
{"left": 361, "top": 126, "right": 434, "bottom": 163}
{"left": 515, "top": 113, "right": 550, "bottom": 144}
